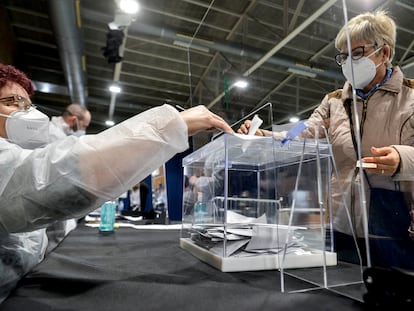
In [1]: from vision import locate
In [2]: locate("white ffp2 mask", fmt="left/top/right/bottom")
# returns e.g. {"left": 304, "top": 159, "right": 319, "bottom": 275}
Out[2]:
{"left": 0, "top": 108, "right": 50, "bottom": 149}
{"left": 342, "top": 46, "right": 383, "bottom": 89}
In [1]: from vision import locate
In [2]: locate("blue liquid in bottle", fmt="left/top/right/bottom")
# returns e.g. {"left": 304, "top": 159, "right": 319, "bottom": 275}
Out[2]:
{"left": 99, "top": 201, "right": 116, "bottom": 233}
{"left": 194, "top": 192, "right": 207, "bottom": 224}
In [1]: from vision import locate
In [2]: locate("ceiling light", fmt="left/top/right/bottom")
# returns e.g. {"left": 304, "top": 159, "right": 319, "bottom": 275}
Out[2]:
{"left": 109, "top": 85, "right": 121, "bottom": 93}
{"left": 289, "top": 116, "right": 300, "bottom": 123}
{"left": 234, "top": 80, "right": 248, "bottom": 88}
{"left": 32, "top": 81, "right": 69, "bottom": 95}
{"left": 105, "top": 120, "right": 115, "bottom": 126}
{"left": 172, "top": 40, "right": 210, "bottom": 53}
{"left": 119, "top": 0, "right": 139, "bottom": 14}
{"left": 287, "top": 67, "right": 317, "bottom": 78}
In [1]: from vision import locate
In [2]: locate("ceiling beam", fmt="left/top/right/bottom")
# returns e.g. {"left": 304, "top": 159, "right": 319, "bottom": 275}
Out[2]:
{"left": 207, "top": 0, "right": 338, "bottom": 109}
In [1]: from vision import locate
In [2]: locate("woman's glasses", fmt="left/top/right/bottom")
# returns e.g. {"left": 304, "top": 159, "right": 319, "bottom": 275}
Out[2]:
{"left": 334, "top": 44, "right": 377, "bottom": 66}
{"left": 0, "top": 95, "right": 34, "bottom": 111}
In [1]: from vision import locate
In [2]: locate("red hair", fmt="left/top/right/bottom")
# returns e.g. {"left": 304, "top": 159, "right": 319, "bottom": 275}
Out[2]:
{"left": 0, "top": 64, "right": 34, "bottom": 96}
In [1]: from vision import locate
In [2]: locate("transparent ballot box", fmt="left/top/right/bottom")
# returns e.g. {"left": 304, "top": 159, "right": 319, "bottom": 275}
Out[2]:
{"left": 180, "top": 133, "right": 338, "bottom": 278}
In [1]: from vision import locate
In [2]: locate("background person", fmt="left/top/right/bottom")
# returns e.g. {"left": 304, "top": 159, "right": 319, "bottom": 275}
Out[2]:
{"left": 129, "top": 182, "right": 149, "bottom": 214}
{"left": 0, "top": 63, "right": 233, "bottom": 302}
{"left": 47, "top": 103, "right": 92, "bottom": 251}
{"left": 49, "top": 103, "right": 91, "bottom": 140}
{"left": 238, "top": 11, "right": 414, "bottom": 270}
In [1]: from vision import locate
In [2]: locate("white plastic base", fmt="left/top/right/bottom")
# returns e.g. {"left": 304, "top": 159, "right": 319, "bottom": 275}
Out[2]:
{"left": 180, "top": 238, "right": 337, "bottom": 272}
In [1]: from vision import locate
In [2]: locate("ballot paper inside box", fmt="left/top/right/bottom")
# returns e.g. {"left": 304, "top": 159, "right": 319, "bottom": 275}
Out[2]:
{"left": 180, "top": 133, "right": 337, "bottom": 275}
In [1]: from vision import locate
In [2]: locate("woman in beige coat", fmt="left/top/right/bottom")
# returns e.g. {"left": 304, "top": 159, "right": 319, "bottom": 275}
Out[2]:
{"left": 239, "top": 11, "right": 414, "bottom": 269}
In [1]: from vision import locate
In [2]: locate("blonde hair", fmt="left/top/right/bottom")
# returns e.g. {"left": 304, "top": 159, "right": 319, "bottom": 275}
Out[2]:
{"left": 335, "top": 11, "right": 396, "bottom": 66}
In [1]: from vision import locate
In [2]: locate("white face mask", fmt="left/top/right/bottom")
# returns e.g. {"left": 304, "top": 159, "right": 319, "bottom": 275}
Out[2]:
{"left": 341, "top": 47, "right": 383, "bottom": 89}
{"left": 0, "top": 108, "right": 50, "bottom": 149}
{"left": 67, "top": 117, "right": 86, "bottom": 137}
{"left": 58, "top": 118, "right": 72, "bottom": 135}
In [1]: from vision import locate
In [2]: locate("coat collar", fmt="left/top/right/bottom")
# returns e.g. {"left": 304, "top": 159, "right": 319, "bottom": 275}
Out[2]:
{"left": 342, "top": 66, "right": 403, "bottom": 102}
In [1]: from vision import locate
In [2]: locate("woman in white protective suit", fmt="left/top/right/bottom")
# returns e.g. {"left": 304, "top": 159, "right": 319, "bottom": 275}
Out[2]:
{"left": 0, "top": 64, "right": 233, "bottom": 302}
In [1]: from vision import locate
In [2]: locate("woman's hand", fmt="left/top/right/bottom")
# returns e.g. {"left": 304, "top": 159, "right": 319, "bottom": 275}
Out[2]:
{"left": 179, "top": 105, "right": 234, "bottom": 136}
{"left": 362, "top": 146, "right": 401, "bottom": 176}
{"left": 236, "top": 120, "right": 264, "bottom": 136}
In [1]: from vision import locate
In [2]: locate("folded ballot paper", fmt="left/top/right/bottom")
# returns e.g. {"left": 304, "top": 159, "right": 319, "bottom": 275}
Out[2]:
{"left": 192, "top": 211, "right": 306, "bottom": 257}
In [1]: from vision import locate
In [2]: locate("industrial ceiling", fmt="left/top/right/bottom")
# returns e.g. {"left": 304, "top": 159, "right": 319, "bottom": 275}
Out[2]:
{"left": 1, "top": 0, "right": 414, "bottom": 148}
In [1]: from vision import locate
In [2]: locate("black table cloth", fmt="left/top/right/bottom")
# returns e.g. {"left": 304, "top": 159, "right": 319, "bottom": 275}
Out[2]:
{"left": 0, "top": 224, "right": 366, "bottom": 311}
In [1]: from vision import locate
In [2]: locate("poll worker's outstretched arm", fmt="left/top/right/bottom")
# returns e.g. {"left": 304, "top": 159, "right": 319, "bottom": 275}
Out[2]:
{"left": 79, "top": 105, "right": 233, "bottom": 199}
{"left": 180, "top": 105, "right": 233, "bottom": 136}
{"left": 0, "top": 104, "right": 233, "bottom": 233}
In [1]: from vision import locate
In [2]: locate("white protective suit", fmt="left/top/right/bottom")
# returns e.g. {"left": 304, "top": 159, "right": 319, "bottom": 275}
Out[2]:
{"left": 48, "top": 116, "right": 69, "bottom": 141}
{"left": 46, "top": 115, "right": 84, "bottom": 253}
{"left": 0, "top": 104, "right": 188, "bottom": 302}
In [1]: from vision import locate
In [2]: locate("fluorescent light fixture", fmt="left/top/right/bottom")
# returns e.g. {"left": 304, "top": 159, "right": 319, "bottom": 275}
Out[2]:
{"left": 289, "top": 116, "right": 300, "bottom": 123}
{"left": 109, "top": 85, "right": 121, "bottom": 93}
{"left": 287, "top": 67, "right": 317, "bottom": 78}
{"left": 105, "top": 120, "right": 115, "bottom": 127}
{"left": 172, "top": 40, "right": 210, "bottom": 53}
{"left": 234, "top": 80, "right": 248, "bottom": 88}
{"left": 119, "top": 0, "right": 139, "bottom": 14}
{"left": 32, "top": 81, "right": 69, "bottom": 95}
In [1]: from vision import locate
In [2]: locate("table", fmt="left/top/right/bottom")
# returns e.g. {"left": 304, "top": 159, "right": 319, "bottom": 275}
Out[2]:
{"left": 0, "top": 224, "right": 366, "bottom": 311}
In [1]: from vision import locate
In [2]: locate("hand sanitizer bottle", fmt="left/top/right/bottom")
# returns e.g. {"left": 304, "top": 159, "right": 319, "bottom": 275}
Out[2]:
{"left": 194, "top": 192, "right": 207, "bottom": 224}
{"left": 99, "top": 201, "right": 116, "bottom": 233}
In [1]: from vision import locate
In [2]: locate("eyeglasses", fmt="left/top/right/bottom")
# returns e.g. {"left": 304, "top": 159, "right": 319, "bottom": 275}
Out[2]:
{"left": 0, "top": 95, "right": 34, "bottom": 111}
{"left": 334, "top": 44, "right": 377, "bottom": 66}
